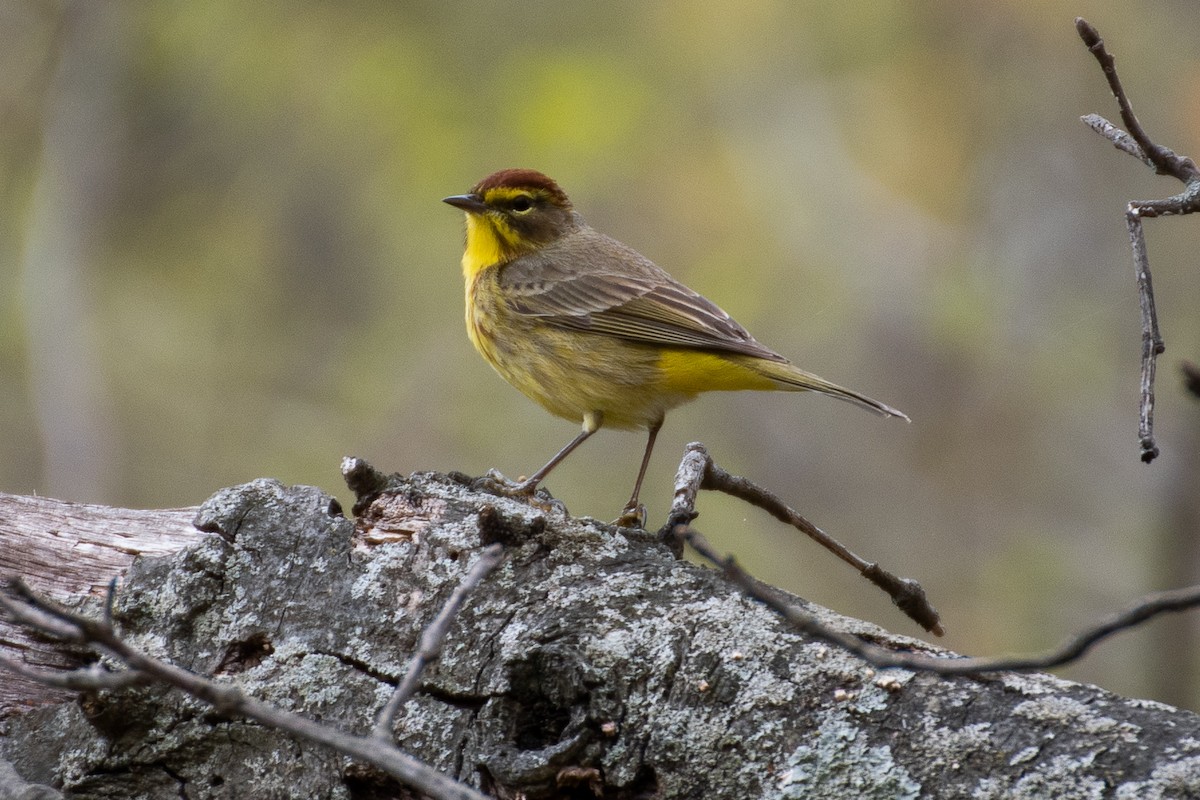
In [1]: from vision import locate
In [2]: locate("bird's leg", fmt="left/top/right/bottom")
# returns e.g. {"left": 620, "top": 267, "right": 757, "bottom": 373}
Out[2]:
{"left": 615, "top": 419, "right": 662, "bottom": 528}
{"left": 514, "top": 428, "right": 594, "bottom": 493}
{"left": 477, "top": 412, "right": 602, "bottom": 505}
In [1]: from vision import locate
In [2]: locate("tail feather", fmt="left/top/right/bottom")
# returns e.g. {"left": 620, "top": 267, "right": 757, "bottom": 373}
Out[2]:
{"left": 744, "top": 358, "right": 910, "bottom": 421}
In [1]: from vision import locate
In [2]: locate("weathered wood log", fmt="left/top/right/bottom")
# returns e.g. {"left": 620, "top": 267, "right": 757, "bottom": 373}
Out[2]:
{"left": 0, "top": 493, "right": 199, "bottom": 716}
{"left": 1, "top": 469, "right": 1199, "bottom": 799}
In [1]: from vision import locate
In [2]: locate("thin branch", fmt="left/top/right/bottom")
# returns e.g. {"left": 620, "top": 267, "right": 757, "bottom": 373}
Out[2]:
{"left": 663, "top": 442, "right": 943, "bottom": 636}
{"left": 1080, "top": 113, "right": 1153, "bottom": 169}
{"left": 1075, "top": 18, "right": 1200, "bottom": 182}
{"left": 664, "top": 441, "right": 1200, "bottom": 673}
{"left": 0, "top": 655, "right": 148, "bottom": 691}
{"left": 1, "top": 584, "right": 87, "bottom": 643}
{"left": 0, "top": 578, "right": 491, "bottom": 800}
{"left": 676, "top": 522, "right": 1200, "bottom": 675}
{"left": 372, "top": 543, "right": 505, "bottom": 741}
{"left": 1077, "top": 17, "right": 1200, "bottom": 463}
{"left": 1125, "top": 208, "right": 1164, "bottom": 462}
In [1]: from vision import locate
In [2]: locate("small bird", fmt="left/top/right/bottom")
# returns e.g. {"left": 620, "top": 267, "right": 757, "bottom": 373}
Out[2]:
{"left": 445, "top": 169, "right": 906, "bottom": 524}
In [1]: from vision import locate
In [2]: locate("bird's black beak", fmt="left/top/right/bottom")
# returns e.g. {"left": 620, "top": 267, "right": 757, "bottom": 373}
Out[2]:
{"left": 443, "top": 193, "right": 487, "bottom": 213}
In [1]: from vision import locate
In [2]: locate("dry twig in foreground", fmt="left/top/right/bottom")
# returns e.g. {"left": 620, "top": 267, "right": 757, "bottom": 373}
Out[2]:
{"left": 0, "top": 544, "right": 506, "bottom": 800}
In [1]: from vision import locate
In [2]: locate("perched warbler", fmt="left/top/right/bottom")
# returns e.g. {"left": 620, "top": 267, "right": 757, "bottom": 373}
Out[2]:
{"left": 445, "top": 169, "right": 907, "bottom": 523}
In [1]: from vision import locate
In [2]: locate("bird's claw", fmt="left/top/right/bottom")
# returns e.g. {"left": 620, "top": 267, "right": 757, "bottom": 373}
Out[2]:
{"left": 613, "top": 503, "right": 647, "bottom": 529}
{"left": 473, "top": 470, "right": 568, "bottom": 515}
{"left": 473, "top": 469, "right": 533, "bottom": 495}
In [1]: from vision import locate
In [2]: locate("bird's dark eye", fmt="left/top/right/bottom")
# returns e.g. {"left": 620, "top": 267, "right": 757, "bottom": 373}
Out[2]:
{"left": 510, "top": 195, "right": 534, "bottom": 213}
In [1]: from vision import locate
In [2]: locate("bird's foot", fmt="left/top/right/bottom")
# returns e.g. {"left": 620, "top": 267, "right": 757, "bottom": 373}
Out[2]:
{"left": 473, "top": 470, "right": 568, "bottom": 515}
{"left": 472, "top": 468, "right": 534, "bottom": 496}
{"left": 613, "top": 503, "right": 647, "bottom": 529}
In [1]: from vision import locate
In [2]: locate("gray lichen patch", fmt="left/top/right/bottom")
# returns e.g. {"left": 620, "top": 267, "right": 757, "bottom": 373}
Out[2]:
{"left": 779, "top": 713, "right": 921, "bottom": 800}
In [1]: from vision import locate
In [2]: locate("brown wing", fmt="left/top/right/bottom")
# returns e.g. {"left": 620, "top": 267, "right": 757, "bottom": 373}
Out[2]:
{"left": 498, "top": 227, "right": 788, "bottom": 362}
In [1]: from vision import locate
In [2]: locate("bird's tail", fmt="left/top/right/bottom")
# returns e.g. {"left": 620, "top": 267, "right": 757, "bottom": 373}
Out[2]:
{"left": 742, "top": 358, "right": 910, "bottom": 421}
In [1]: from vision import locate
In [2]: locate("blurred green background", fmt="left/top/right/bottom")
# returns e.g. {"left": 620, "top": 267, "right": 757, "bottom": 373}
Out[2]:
{"left": 4, "top": 1, "right": 1199, "bottom": 707}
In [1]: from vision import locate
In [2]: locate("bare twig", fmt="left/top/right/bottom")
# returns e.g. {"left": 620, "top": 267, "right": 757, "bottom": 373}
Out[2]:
{"left": 1075, "top": 19, "right": 1200, "bottom": 182}
{"left": 0, "top": 583, "right": 87, "bottom": 642}
{"left": 372, "top": 543, "right": 505, "bottom": 741}
{"left": 0, "top": 655, "right": 148, "bottom": 691}
{"left": 1077, "top": 17, "right": 1200, "bottom": 463}
{"left": 676, "top": 522, "right": 1200, "bottom": 675}
{"left": 663, "top": 442, "right": 943, "bottom": 636}
{"left": 0, "top": 577, "right": 491, "bottom": 800}
{"left": 1080, "top": 113, "right": 1153, "bottom": 168}
{"left": 1125, "top": 209, "right": 1165, "bottom": 462}
{"left": 663, "top": 441, "right": 1200, "bottom": 674}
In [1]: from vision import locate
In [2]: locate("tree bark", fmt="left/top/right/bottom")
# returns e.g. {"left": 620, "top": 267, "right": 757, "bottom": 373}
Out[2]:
{"left": 2, "top": 470, "right": 1200, "bottom": 799}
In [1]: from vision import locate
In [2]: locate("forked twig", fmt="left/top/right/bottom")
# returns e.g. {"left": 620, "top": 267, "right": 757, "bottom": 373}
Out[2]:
{"left": 662, "top": 442, "right": 943, "bottom": 636}
{"left": 1076, "top": 17, "right": 1200, "bottom": 462}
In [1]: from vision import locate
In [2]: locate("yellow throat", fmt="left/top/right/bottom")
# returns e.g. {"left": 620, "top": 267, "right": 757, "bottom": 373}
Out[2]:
{"left": 460, "top": 209, "right": 520, "bottom": 281}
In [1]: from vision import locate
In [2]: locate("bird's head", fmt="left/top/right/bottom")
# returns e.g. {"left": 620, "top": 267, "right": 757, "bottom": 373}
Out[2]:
{"left": 445, "top": 169, "right": 578, "bottom": 275}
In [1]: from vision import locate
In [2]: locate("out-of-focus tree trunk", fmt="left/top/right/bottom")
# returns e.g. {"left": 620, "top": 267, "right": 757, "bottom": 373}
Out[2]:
{"left": 19, "top": 2, "right": 124, "bottom": 502}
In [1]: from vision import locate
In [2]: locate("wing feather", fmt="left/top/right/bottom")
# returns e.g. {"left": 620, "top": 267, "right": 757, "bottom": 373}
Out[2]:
{"left": 498, "top": 227, "right": 787, "bottom": 362}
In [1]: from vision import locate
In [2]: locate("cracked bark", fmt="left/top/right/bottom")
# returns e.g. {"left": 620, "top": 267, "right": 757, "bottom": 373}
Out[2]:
{"left": 2, "top": 473, "right": 1200, "bottom": 799}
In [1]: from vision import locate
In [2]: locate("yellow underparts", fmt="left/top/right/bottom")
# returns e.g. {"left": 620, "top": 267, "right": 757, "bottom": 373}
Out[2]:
{"left": 465, "top": 250, "right": 788, "bottom": 434}
{"left": 656, "top": 350, "right": 779, "bottom": 394}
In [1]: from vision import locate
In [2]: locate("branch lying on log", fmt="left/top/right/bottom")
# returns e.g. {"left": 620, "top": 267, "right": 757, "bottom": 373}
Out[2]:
{"left": 2, "top": 465, "right": 1199, "bottom": 799}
